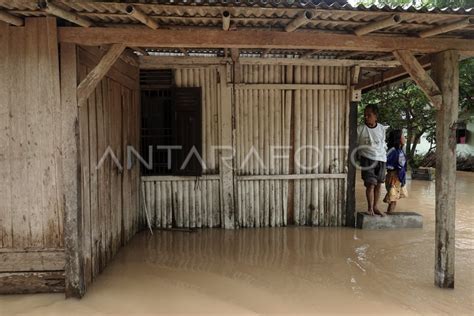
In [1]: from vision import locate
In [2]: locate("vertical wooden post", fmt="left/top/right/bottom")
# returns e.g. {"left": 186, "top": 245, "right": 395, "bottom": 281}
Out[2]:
{"left": 431, "top": 50, "right": 459, "bottom": 289}
{"left": 219, "top": 64, "right": 236, "bottom": 229}
{"left": 60, "top": 43, "right": 85, "bottom": 297}
{"left": 345, "top": 66, "right": 360, "bottom": 227}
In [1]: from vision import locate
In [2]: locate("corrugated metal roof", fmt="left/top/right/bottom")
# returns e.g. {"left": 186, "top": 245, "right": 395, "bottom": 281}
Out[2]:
{"left": 93, "top": 0, "right": 473, "bottom": 13}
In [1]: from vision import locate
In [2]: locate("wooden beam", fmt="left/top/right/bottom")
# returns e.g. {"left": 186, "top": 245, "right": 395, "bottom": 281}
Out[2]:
{"left": 300, "top": 50, "right": 321, "bottom": 59}
{"left": 285, "top": 10, "right": 313, "bottom": 32}
{"left": 431, "top": 50, "right": 459, "bottom": 289}
{"left": 0, "top": 10, "right": 24, "bottom": 26}
{"left": 356, "top": 54, "right": 432, "bottom": 91}
{"left": 354, "top": 14, "right": 402, "bottom": 36}
{"left": 420, "top": 18, "right": 472, "bottom": 38}
{"left": 237, "top": 174, "right": 346, "bottom": 181}
{"left": 351, "top": 66, "right": 361, "bottom": 85}
{"left": 0, "top": 271, "right": 64, "bottom": 294}
{"left": 38, "top": 0, "right": 93, "bottom": 27}
{"left": 60, "top": 43, "right": 84, "bottom": 298}
{"left": 218, "top": 65, "right": 235, "bottom": 229}
{"left": 125, "top": 5, "right": 159, "bottom": 30}
{"left": 222, "top": 11, "right": 231, "bottom": 31}
{"left": 77, "top": 43, "right": 126, "bottom": 106}
{"left": 138, "top": 56, "right": 400, "bottom": 69}
{"left": 235, "top": 84, "right": 347, "bottom": 90}
{"left": 393, "top": 50, "right": 442, "bottom": 109}
{"left": 57, "top": 27, "right": 474, "bottom": 54}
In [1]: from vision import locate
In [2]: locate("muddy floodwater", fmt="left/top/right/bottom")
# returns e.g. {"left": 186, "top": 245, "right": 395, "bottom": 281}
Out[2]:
{"left": 1, "top": 172, "right": 473, "bottom": 315}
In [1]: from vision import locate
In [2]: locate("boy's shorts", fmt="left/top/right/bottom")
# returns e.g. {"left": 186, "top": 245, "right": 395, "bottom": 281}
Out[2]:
{"left": 360, "top": 156, "right": 386, "bottom": 187}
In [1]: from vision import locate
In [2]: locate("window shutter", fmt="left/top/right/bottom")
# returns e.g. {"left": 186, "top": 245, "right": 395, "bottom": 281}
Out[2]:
{"left": 172, "top": 87, "right": 203, "bottom": 176}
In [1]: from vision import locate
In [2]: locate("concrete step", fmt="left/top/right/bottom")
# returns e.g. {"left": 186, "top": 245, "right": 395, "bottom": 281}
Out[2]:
{"left": 356, "top": 211, "right": 423, "bottom": 229}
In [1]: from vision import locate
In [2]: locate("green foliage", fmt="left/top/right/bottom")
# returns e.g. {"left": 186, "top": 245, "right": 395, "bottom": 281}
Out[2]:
{"left": 359, "top": 81, "right": 437, "bottom": 167}
{"left": 459, "top": 58, "right": 474, "bottom": 117}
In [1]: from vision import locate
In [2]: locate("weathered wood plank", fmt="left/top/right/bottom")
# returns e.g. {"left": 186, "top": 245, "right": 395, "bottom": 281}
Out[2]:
{"left": 218, "top": 66, "right": 235, "bottom": 229}
{"left": 77, "top": 43, "right": 126, "bottom": 107}
{"left": 0, "top": 271, "right": 64, "bottom": 294}
{"left": 0, "top": 21, "right": 12, "bottom": 248}
{"left": 58, "top": 27, "right": 474, "bottom": 54}
{"left": 431, "top": 50, "right": 459, "bottom": 289}
{"left": 60, "top": 42, "right": 84, "bottom": 298}
{"left": 0, "top": 250, "right": 65, "bottom": 272}
{"left": 393, "top": 50, "right": 442, "bottom": 109}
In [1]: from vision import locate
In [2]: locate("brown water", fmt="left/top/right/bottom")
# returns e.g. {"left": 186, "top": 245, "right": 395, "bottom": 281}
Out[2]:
{"left": 1, "top": 172, "right": 473, "bottom": 315}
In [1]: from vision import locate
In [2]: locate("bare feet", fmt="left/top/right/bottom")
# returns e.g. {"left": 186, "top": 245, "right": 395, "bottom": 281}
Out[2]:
{"left": 374, "top": 209, "right": 385, "bottom": 217}
{"left": 367, "top": 209, "right": 375, "bottom": 216}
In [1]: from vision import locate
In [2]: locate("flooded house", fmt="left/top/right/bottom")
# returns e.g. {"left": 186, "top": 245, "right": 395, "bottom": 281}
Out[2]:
{"left": 0, "top": 0, "right": 472, "bottom": 297}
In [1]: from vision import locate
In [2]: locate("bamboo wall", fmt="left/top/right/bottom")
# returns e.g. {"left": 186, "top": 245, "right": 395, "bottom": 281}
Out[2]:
{"left": 0, "top": 18, "right": 65, "bottom": 293}
{"left": 142, "top": 67, "right": 222, "bottom": 229}
{"left": 235, "top": 64, "right": 348, "bottom": 227}
{"left": 141, "top": 64, "right": 349, "bottom": 229}
{"left": 142, "top": 177, "right": 221, "bottom": 228}
{"left": 77, "top": 46, "right": 141, "bottom": 287}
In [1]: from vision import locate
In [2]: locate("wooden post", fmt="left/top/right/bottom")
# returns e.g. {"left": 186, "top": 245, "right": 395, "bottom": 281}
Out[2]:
{"left": 431, "top": 50, "right": 459, "bottom": 289}
{"left": 218, "top": 64, "right": 235, "bottom": 228}
{"left": 345, "top": 66, "right": 360, "bottom": 227}
{"left": 60, "top": 43, "right": 85, "bottom": 298}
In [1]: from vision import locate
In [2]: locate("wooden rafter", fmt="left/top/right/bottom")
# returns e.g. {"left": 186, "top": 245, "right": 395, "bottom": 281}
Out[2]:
{"left": 354, "top": 14, "right": 402, "bottom": 36}
{"left": 77, "top": 44, "right": 126, "bottom": 106}
{"left": 38, "top": 0, "right": 92, "bottom": 27}
{"left": 419, "top": 18, "right": 473, "bottom": 38}
{"left": 57, "top": 27, "right": 474, "bottom": 54}
{"left": 356, "top": 54, "right": 431, "bottom": 91}
{"left": 285, "top": 10, "right": 313, "bottom": 32}
{"left": 393, "top": 50, "right": 442, "bottom": 109}
{"left": 0, "top": 10, "right": 24, "bottom": 26}
{"left": 222, "top": 11, "right": 231, "bottom": 31}
{"left": 125, "top": 5, "right": 159, "bottom": 30}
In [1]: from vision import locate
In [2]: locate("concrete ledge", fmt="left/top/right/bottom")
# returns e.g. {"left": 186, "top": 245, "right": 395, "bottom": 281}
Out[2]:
{"left": 356, "top": 212, "right": 423, "bottom": 229}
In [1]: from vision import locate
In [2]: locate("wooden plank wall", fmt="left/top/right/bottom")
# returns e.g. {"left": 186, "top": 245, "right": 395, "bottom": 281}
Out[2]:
{"left": 141, "top": 67, "right": 222, "bottom": 229}
{"left": 0, "top": 18, "right": 66, "bottom": 293}
{"left": 235, "top": 65, "right": 349, "bottom": 227}
{"left": 77, "top": 46, "right": 141, "bottom": 288}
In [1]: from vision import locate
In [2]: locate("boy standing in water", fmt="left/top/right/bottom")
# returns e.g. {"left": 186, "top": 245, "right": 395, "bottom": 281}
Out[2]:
{"left": 357, "top": 104, "right": 387, "bottom": 216}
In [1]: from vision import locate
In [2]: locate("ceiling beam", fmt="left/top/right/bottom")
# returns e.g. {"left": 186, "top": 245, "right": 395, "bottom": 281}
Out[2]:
{"left": 356, "top": 54, "right": 431, "bottom": 91}
{"left": 285, "top": 10, "right": 313, "bottom": 32}
{"left": 125, "top": 5, "right": 159, "bottom": 30}
{"left": 419, "top": 18, "right": 473, "bottom": 38}
{"left": 38, "top": 0, "right": 93, "bottom": 27}
{"left": 139, "top": 56, "right": 400, "bottom": 69}
{"left": 354, "top": 15, "right": 402, "bottom": 36}
{"left": 393, "top": 50, "right": 442, "bottom": 109}
{"left": 57, "top": 27, "right": 474, "bottom": 54}
{"left": 0, "top": 10, "right": 24, "bottom": 26}
{"left": 222, "top": 11, "right": 231, "bottom": 31}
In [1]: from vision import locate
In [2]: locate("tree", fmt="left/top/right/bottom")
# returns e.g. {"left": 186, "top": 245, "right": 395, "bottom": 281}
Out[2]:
{"left": 359, "top": 81, "right": 436, "bottom": 168}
